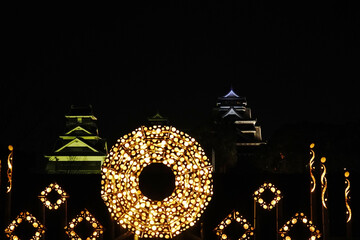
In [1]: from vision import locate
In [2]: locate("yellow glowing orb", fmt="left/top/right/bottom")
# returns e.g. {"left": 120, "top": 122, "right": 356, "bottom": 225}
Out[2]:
{"left": 101, "top": 125, "right": 214, "bottom": 238}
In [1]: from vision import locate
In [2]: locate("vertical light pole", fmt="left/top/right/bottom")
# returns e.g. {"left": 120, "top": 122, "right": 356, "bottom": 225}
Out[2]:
{"left": 344, "top": 169, "right": 352, "bottom": 240}
{"left": 320, "top": 157, "right": 329, "bottom": 240}
{"left": 5, "top": 145, "right": 14, "bottom": 225}
{"left": 253, "top": 199, "right": 257, "bottom": 240}
{"left": 309, "top": 143, "right": 316, "bottom": 222}
{"left": 6, "top": 145, "right": 13, "bottom": 193}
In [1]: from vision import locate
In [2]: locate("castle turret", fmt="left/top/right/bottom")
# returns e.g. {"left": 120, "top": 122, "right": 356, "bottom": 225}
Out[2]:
{"left": 213, "top": 88, "right": 266, "bottom": 173}
{"left": 45, "top": 105, "right": 107, "bottom": 174}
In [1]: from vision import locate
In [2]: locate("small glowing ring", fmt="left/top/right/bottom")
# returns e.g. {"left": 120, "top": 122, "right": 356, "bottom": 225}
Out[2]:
{"left": 101, "top": 125, "right": 213, "bottom": 238}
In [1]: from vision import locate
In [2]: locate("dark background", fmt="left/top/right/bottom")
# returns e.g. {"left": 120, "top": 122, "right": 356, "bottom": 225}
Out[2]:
{"left": 2, "top": 1, "right": 359, "bottom": 152}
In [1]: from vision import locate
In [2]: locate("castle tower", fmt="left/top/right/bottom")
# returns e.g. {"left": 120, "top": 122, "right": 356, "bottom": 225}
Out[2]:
{"left": 45, "top": 105, "right": 107, "bottom": 174}
{"left": 213, "top": 88, "right": 266, "bottom": 172}
{"left": 215, "top": 88, "right": 265, "bottom": 146}
{"left": 147, "top": 112, "right": 169, "bottom": 126}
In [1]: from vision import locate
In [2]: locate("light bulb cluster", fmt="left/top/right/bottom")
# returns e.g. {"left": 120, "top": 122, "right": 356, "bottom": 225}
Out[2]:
{"left": 279, "top": 212, "right": 321, "bottom": 240}
{"left": 214, "top": 210, "right": 254, "bottom": 240}
{"left": 5, "top": 211, "right": 45, "bottom": 240}
{"left": 38, "top": 182, "right": 68, "bottom": 210}
{"left": 101, "top": 125, "right": 213, "bottom": 238}
{"left": 253, "top": 182, "right": 282, "bottom": 210}
{"left": 65, "top": 208, "right": 104, "bottom": 240}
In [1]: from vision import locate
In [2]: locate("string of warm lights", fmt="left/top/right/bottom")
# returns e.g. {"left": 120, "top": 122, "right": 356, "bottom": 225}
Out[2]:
{"left": 101, "top": 125, "right": 213, "bottom": 238}
{"left": 320, "top": 157, "right": 328, "bottom": 209}
{"left": 309, "top": 143, "right": 316, "bottom": 193}
{"left": 214, "top": 210, "right": 254, "bottom": 240}
{"left": 279, "top": 212, "right": 321, "bottom": 240}
{"left": 65, "top": 208, "right": 104, "bottom": 240}
{"left": 4, "top": 211, "right": 45, "bottom": 240}
{"left": 253, "top": 182, "right": 282, "bottom": 210}
{"left": 6, "top": 145, "right": 14, "bottom": 193}
{"left": 344, "top": 170, "right": 352, "bottom": 223}
{"left": 38, "top": 182, "right": 69, "bottom": 210}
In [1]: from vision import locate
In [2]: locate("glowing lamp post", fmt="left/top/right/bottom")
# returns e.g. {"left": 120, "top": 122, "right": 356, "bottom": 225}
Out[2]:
{"left": 6, "top": 145, "right": 14, "bottom": 193}
{"left": 309, "top": 143, "right": 316, "bottom": 222}
{"left": 320, "top": 157, "right": 329, "bottom": 239}
{"left": 101, "top": 125, "right": 213, "bottom": 238}
{"left": 344, "top": 169, "right": 352, "bottom": 239}
{"left": 253, "top": 182, "right": 282, "bottom": 240}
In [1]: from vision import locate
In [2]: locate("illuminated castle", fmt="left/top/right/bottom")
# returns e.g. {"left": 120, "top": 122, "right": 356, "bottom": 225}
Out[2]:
{"left": 45, "top": 105, "right": 108, "bottom": 174}
{"left": 213, "top": 88, "right": 266, "bottom": 172}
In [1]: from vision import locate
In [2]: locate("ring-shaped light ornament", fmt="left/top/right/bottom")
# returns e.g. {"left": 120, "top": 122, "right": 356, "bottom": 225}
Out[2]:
{"left": 253, "top": 182, "right": 282, "bottom": 210}
{"left": 101, "top": 125, "right": 214, "bottom": 238}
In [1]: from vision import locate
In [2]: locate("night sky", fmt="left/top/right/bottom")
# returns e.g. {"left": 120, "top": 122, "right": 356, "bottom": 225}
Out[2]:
{"left": 2, "top": 1, "right": 359, "bottom": 153}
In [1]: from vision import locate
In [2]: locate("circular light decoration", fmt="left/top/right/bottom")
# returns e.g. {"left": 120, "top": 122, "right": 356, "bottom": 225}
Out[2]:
{"left": 38, "top": 182, "right": 69, "bottom": 210}
{"left": 214, "top": 210, "right": 254, "bottom": 240}
{"left": 253, "top": 182, "right": 282, "bottom": 210}
{"left": 279, "top": 212, "right": 321, "bottom": 240}
{"left": 4, "top": 211, "right": 45, "bottom": 240}
{"left": 101, "top": 125, "right": 214, "bottom": 238}
{"left": 65, "top": 208, "right": 104, "bottom": 240}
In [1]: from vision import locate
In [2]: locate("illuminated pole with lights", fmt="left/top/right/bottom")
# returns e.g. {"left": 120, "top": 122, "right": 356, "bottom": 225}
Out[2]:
{"left": 4, "top": 145, "right": 14, "bottom": 226}
{"left": 320, "top": 157, "right": 329, "bottom": 240}
{"left": 6, "top": 145, "right": 14, "bottom": 193}
{"left": 253, "top": 182, "right": 282, "bottom": 240}
{"left": 38, "top": 182, "right": 69, "bottom": 239}
{"left": 309, "top": 143, "right": 317, "bottom": 222}
{"left": 344, "top": 169, "right": 352, "bottom": 240}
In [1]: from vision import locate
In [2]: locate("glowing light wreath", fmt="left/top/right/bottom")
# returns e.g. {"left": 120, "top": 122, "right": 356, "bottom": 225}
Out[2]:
{"left": 253, "top": 182, "right": 282, "bottom": 210}
{"left": 5, "top": 211, "right": 45, "bottom": 240}
{"left": 214, "top": 210, "right": 254, "bottom": 240}
{"left": 38, "top": 182, "right": 68, "bottom": 210}
{"left": 65, "top": 208, "right": 104, "bottom": 240}
{"left": 101, "top": 125, "right": 213, "bottom": 238}
{"left": 279, "top": 212, "right": 321, "bottom": 240}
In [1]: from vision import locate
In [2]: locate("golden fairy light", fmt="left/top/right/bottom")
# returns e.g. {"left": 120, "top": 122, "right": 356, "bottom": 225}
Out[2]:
{"left": 7, "top": 145, "right": 14, "bottom": 193}
{"left": 65, "top": 208, "right": 104, "bottom": 240}
{"left": 214, "top": 210, "right": 254, "bottom": 240}
{"left": 309, "top": 143, "right": 316, "bottom": 193}
{"left": 344, "top": 170, "right": 352, "bottom": 223}
{"left": 101, "top": 125, "right": 214, "bottom": 238}
{"left": 320, "top": 157, "right": 328, "bottom": 209}
{"left": 253, "top": 182, "right": 282, "bottom": 210}
{"left": 4, "top": 211, "right": 45, "bottom": 240}
{"left": 279, "top": 212, "right": 321, "bottom": 240}
{"left": 38, "top": 182, "right": 69, "bottom": 210}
